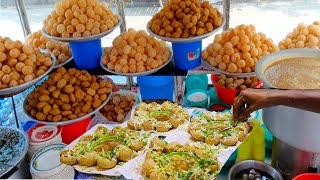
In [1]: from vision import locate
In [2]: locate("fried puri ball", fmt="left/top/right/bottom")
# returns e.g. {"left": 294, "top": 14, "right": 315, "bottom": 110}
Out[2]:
{"left": 205, "top": 135, "right": 220, "bottom": 146}
{"left": 149, "top": 171, "right": 167, "bottom": 180}
{"left": 129, "top": 140, "right": 144, "bottom": 151}
{"left": 170, "top": 117, "right": 182, "bottom": 128}
{"left": 0, "top": 40, "right": 52, "bottom": 89}
{"left": 150, "top": 138, "right": 166, "bottom": 150}
{"left": 164, "top": 142, "right": 180, "bottom": 153}
{"left": 25, "top": 67, "right": 111, "bottom": 122}
{"left": 220, "top": 136, "right": 238, "bottom": 146}
{"left": 43, "top": 2, "right": 119, "bottom": 38}
{"left": 237, "top": 131, "right": 247, "bottom": 142}
{"left": 26, "top": 31, "right": 72, "bottom": 65}
{"left": 95, "top": 126, "right": 111, "bottom": 138}
{"left": 141, "top": 158, "right": 157, "bottom": 176}
{"left": 156, "top": 122, "right": 171, "bottom": 132}
{"left": 149, "top": 0, "right": 223, "bottom": 39}
{"left": 203, "top": 24, "right": 278, "bottom": 73}
{"left": 143, "top": 121, "right": 153, "bottom": 131}
{"left": 100, "top": 93, "right": 136, "bottom": 123}
{"left": 60, "top": 150, "right": 77, "bottom": 165}
{"left": 102, "top": 29, "right": 171, "bottom": 74}
{"left": 118, "top": 146, "right": 136, "bottom": 162}
{"left": 127, "top": 120, "right": 141, "bottom": 130}
{"left": 182, "top": 144, "right": 197, "bottom": 153}
{"left": 97, "top": 158, "right": 117, "bottom": 169}
{"left": 215, "top": 75, "right": 259, "bottom": 90}
{"left": 189, "top": 129, "right": 205, "bottom": 141}
{"left": 77, "top": 151, "right": 99, "bottom": 167}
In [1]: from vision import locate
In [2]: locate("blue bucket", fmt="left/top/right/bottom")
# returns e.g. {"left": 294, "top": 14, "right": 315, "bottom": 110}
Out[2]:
{"left": 137, "top": 76, "right": 174, "bottom": 101}
{"left": 69, "top": 39, "right": 102, "bottom": 70}
{"left": 172, "top": 40, "right": 202, "bottom": 70}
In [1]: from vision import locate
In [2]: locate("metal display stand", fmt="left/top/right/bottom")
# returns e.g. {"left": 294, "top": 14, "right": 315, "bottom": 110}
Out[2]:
{"left": 2, "top": 0, "right": 231, "bottom": 179}
{"left": 10, "top": 0, "right": 231, "bottom": 126}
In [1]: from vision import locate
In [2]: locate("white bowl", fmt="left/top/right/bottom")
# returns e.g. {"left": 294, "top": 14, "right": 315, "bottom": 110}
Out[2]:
{"left": 30, "top": 144, "right": 74, "bottom": 179}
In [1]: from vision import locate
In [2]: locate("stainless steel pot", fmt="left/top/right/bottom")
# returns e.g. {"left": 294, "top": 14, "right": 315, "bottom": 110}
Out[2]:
{"left": 256, "top": 48, "right": 320, "bottom": 153}
{"left": 228, "top": 160, "right": 284, "bottom": 180}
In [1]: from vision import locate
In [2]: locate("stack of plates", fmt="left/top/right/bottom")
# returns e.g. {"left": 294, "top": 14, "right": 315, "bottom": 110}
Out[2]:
{"left": 26, "top": 124, "right": 63, "bottom": 160}
{"left": 30, "top": 144, "right": 74, "bottom": 179}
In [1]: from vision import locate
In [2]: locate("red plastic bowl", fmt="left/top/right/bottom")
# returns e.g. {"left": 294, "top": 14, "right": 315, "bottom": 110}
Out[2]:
{"left": 293, "top": 173, "right": 320, "bottom": 180}
{"left": 211, "top": 74, "right": 262, "bottom": 105}
{"left": 61, "top": 117, "right": 92, "bottom": 144}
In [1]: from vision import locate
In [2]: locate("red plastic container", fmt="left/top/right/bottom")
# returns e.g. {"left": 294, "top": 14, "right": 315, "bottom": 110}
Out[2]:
{"left": 211, "top": 74, "right": 262, "bottom": 105}
{"left": 61, "top": 117, "right": 92, "bottom": 144}
{"left": 293, "top": 173, "right": 320, "bottom": 180}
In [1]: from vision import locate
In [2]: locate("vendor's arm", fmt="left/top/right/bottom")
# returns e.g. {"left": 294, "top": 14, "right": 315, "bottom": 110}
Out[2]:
{"left": 233, "top": 89, "right": 320, "bottom": 120}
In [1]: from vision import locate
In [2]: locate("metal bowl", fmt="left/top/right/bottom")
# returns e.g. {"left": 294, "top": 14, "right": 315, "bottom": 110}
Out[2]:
{"left": 54, "top": 56, "right": 73, "bottom": 68}
{"left": 146, "top": 17, "right": 225, "bottom": 43}
{"left": 0, "top": 127, "right": 29, "bottom": 177}
{"left": 256, "top": 48, "right": 320, "bottom": 89}
{"left": 41, "top": 19, "right": 122, "bottom": 42}
{"left": 228, "top": 160, "right": 283, "bottom": 180}
{"left": 0, "top": 49, "right": 56, "bottom": 98}
{"left": 23, "top": 86, "right": 113, "bottom": 126}
{"left": 202, "top": 58, "right": 256, "bottom": 77}
{"left": 255, "top": 48, "right": 320, "bottom": 153}
{"left": 100, "top": 44, "right": 173, "bottom": 76}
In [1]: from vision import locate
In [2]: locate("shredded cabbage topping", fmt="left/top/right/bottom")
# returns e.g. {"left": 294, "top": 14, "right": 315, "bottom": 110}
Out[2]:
{"left": 60, "top": 126, "right": 151, "bottom": 168}
{"left": 128, "top": 101, "right": 190, "bottom": 132}
{"left": 142, "top": 138, "right": 220, "bottom": 179}
{"left": 188, "top": 112, "right": 251, "bottom": 147}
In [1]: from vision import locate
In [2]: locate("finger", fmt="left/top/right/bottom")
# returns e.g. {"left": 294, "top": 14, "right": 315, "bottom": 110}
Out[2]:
{"left": 238, "top": 105, "right": 259, "bottom": 120}
{"left": 233, "top": 95, "right": 247, "bottom": 119}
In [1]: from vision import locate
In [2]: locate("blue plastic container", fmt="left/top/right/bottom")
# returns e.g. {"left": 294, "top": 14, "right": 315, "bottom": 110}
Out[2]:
{"left": 137, "top": 76, "right": 174, "bottom": 101}
{"left": 69, "top": 39, "right": 103, "bottom": 70}
{"left": 172, "top": 40, "right": 202, "bottom": 70}
{"left": 185, "top": 89, "right": 208, "bottom": 108}
{"left": 186, "top": 74, "right": 208, "bottom": 92}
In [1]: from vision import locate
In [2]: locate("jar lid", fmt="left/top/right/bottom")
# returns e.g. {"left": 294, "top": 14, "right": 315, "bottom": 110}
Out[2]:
{"left": 30, "top": 144, "right": 67, "bottom": 177}
{"left": 27, "top": 124, "right": 62, "bottom": 145}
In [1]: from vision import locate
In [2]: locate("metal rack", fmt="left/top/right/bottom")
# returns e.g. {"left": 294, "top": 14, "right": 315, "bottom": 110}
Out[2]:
{"left": 10, "top": 0, "right": 231, "bottom": 127}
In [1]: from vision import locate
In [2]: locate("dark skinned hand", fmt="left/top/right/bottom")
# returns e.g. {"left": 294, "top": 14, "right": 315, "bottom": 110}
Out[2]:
{"left": 233, "top": 88, "right": 320, "bottom": 120}
{"left": 233, "top": 89, "right": 276, "bottom": 120}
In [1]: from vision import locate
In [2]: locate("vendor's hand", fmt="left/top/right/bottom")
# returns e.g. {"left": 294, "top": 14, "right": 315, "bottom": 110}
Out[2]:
{"left": 233, "top": 89, "right": 274, "bottom": 120}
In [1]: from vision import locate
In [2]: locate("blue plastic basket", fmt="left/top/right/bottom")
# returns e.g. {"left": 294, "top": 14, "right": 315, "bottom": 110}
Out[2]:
{"left": 137, "top": 76, "right": 174, "bottom": 101}
{"left": 69, "top": 39, "right": 102, "bottom": 70}
{"left": 172, "top": 40, "right": 202, "bottom": 70}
